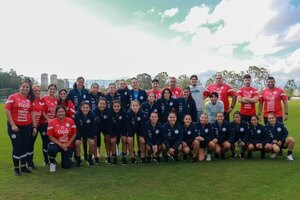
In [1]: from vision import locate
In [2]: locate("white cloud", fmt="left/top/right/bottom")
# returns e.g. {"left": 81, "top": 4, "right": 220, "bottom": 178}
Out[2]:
{"left": 170, "top": 5, "right": 210, "bottom": 34}
{"left": 284, "top": 23, "right": 300, "bottom": 42}
{"left": 217, "top": 45, "right": 235, "bottom": 56}
{"left": 163, "top": 8, "right": 179, "bottom": 18}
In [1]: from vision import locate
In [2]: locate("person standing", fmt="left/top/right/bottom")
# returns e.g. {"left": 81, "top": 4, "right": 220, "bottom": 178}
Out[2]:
{"left": 168, "top": 77, "right": 182, "bottom": 99}
{"left": 237, "top": 74, "right": 259, "bottom": 124}
{"left": 207, "top": 73, "right": 236, "bottom": 121}
{"left": 258, "top": 76, "right": 288, "bottom": 124}
{"left": 5, "top": 80, "right": 35, "bottom": 176}
{"left": 189, "top": 75, "right": 209, "bottom": 119}
{"left": 67, "top": 76, "right": 90, "bottom": 111}
{"left": 147, "top": 79, "right": 161, "bottom": 99}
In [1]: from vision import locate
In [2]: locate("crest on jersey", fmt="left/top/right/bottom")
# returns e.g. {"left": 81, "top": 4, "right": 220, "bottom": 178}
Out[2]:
{"left": 257, "top": 130, "right": 261, "bottom": 134}
{"left": 205, "top": 129, "right": 209, "bottom": 133}
{"left": 169, "top": 102, "right": 173, "bottom": 106}
{"left": 137, "top": 117, "right": 141, "bottom": 121}
{"left": 86, "top": 119, "right": 90, "bottom": 123}
{"left": 103, "top": 115, "right": 108, "bottom": 119}
{"left": 222, "top": 127, "right": 227, "bottom": 132}
{"left": 140, "top": 96, "right": 144, "bottom": 100}
{"left": 175, "top": 130, "right": 179, "bottom": 134}
{"left": 66, "top": 123, "right": 70, "bottom": 127}
{"left": 26, "top": 99, "right": 30, "bottom": 102}
{"left": 240, "top": 127, "right": 244, "bottom": 132}
{"left": 42, "top": 132, "right": 46, "bottom": 136}
{"left": 277, "top": 127, "right": 281, "bottom": 132}
{"left": 83, "top": 95, "right": 86, "bottom": 99}
{"left": 187, "top": 131, "right": 191, "bottom": 135}
{"left": 119, "top": 116, "right": 122, "bottom": 120}
{"left": 11, "top": 134, "right": 16, "bottom": 139}
{"left": 125, "top": 92, "right": 127, "bottom": 95}
{"left": 155, "top": 130, "right": 160, "bottom": 134}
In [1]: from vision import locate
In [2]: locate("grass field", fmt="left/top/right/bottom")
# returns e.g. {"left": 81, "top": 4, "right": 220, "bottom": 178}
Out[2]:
{"left": 0, "top": 102, "right": 300, "bottom": 200}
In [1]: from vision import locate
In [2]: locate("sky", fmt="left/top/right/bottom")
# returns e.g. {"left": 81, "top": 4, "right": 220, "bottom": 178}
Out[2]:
{"left": 0, "top": 0, "right": 300, "bottom": 85}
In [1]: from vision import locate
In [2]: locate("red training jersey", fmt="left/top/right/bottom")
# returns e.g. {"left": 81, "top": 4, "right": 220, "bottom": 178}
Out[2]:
{"left": 237, "top": 86, "right": 258, "bottom": 116}
{"left": 32, "top": 98, "right": 45, "bottom": 126}
{"left": 42, "top": 96, "right": 58, "bottom": 123}
{"left": 168, "top": 87, "right": 183, "bottom": 99}
{"left": 147, "top": 89, "right": 162, "bottom": 99}
{"left": 259, "top": 87, "right": 287, "bottom": 118}
{"left": 207, "top": 83, "right": 236, "bottom": 112}
{"left": 47, "top": 117, "right": 77, "bottom": 148}
{"left": 5, "top": 93, "right": 32, "bottom": 126}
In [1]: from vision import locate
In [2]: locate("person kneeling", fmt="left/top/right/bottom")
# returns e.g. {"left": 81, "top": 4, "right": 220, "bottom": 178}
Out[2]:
{"left": 47, "top": 106, "right": 77, "bottom": 172}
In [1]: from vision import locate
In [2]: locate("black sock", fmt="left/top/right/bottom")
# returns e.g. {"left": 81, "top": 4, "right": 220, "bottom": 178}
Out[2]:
{"left": 288, "top": 151, "right": 292, "bottom": 155}
{"left": 122, "top": 153, "right": 126, "bottom": 157}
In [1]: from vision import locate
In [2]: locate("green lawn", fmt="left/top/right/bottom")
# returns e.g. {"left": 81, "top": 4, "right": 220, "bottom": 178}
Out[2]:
{"left": 0, "top": 102, "right": 300, "bottom": 200}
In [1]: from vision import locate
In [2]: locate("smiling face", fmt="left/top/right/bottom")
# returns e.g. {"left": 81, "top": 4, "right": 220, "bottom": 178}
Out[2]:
{"left": 98, "top": 100, "right": 107, "bottom": 111}
{"left": 215, "top": 74, "right": 223, "bottom": 86}
{"left": 119, "top": 80, "right": 126, "bottom": 90}
{"left": 200, "top": 113, "right": 208, "bottom": 125}
{"left": 48, "top": 86, "right": 57, "bottom": 97}
{"left": 163, "top": 89, "right": 171, "bottom": 100}
{"left": 267, "top": 114, "right": 276, "bottom": 125}
{"left": 32, "top": 86, "right": 41, "bottom": 98}
{"left": 132, "top": 79, "right": 139, "bottom": 90}
{"left": 113, "top": 102, "right": 121, "bottom": 113}
{"left": 169, "top": 78, "right": 177, "bottom": 88}
{"left": 77, "top": 78, "right": 84, "bottom": 89}
{"left": 190, "top": 77, "right": 198, "bottom": 86}
{"left": 130, "top": 101, "right": 140, "bottom": 113}
{"left": 59, "top": 90, "right": 67, "bottom": 100}
{"left": 152, "top": 81, "right": 159, "bottom": 90}
{"left": 56, "top": 107, "right": 66, "bottom": 120}
{"left": 147, "top": 92, "right": 156, "bottom": 103}
{"left": 183, "top": 115, "right": 192, "bottom": 126}
{"left": 168, "top": 113, "right": 177, "bottom": 126}
{"left": 233, "top": 113, "right": 241, "bottom": 124}
{"left": 244, "top": 78, "right": 251, "bottom": 88}
{"left": 183, "top": 89, "right": 190, "bottom": 99}
{"left": 267, "top": 79, "right": 275, "bottom": 89}
{"left": 109, "top": 84, "right": 116, "bottom": 94}
{"left": 216, "top": 112, "right": 224, "bottom": 123}
{"left": 19, "top": 82, "right": 30, "bottom": 96}
{"left": 251, "top": 116, "right": 258, "bottom": 126}
{"left": 91, "top": 84, "right": 99, "bottom": 94}
{"left": 81, "top": 104, "right": 90, "bottom": 115}
{"left": 150, "top": 112, "right": 159, "bottom": 124}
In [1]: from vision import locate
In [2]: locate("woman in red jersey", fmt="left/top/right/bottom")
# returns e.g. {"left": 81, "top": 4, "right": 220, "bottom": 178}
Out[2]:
{"left": 5, "top": 80, "right": 36, "bottom": 176}
{"left": 58, "top": 88, "right": 75, "bottom": 118}
{"left": 47, "top": 105, "right": 77, "bottom": 172}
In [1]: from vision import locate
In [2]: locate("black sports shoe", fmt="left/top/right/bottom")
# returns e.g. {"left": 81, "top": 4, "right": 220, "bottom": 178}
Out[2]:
{"left": 146, "top": 157, "right": 152, "bottom": 163}
{"left": 21, "top": 166, "right": 31, "bottom": 173}
{"left": 76, "top": 157, "right": 81, "bottom": 167}
{"left": 87, "top": 158, "right": 94, "bottom": 166}
{"left": 182, "top": 154, "right": 187, "bottom": 161}
{"left": 84, "top": 153, "right": 88, "bottom": 161}
{"left": 173, "top": 155, "right": 179, "bottom": 162}
{"left": 141, "top": 157, "right": 146, "bottom": 164}
{"left": 163, "top": 155, "right": 169, "bottom": 162}
{"left": 260, "top": 151, "right": 266, "bottom": 159}
{"left": 247, "top": 152, "right": 252, "bottom": 159}
{"left": 230, "top": 153, "right": 236, "bottom": 160}
{"left": 122, "top": 157, "right": 127, "bottom": 165}
{"left": 240, "top": 152, "right": 245, "bottom": 160}
{"left": 105, "top": 157, "right": 112, "bottom": 164}
{"left": 112, "top": 157, "right": 117, "bottom": 165}
{"left": 28, "top": 162, "right": 36, "bottom": 170}
{"left": 14, "top": 168, "right": 22, "bottom": 176}
{"left": 221, "top": 153, "right": 226, "bottom": 160}
{"left": 95, "top": 157, "right": 100, "bottom": 164}
{"left": 130, "top": 157, "right": 136, "bottom": 165}
{"left": 155, "top": 156, "right": 162, "bottom": 163}
{"left": 191, "top": 157, "right": 197, "bottom": 164}
{"left": 137, "top": 150, "right": 141, "bottom": 158}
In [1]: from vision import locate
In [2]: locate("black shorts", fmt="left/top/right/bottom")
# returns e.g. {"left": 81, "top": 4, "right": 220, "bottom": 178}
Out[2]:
{"left": 200, "top": 141, "right": 206, "bottom": 149}
{"left": 240, "top": 114, "right": 252, "bottom": 124}
{"left": 76, "top": 132, "right": 95, "bottom": 141}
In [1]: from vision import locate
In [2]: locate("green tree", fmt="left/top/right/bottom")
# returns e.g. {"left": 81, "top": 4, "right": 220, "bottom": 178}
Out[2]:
{"left": 137, "top": 73, "right": 152, "bottom": 90}
{"left": 154, "top": 72, "right": 169, "bottom": 89}
{"left": 177, "top": 74, "right": 190, "bottom": 89}
{"left": 246, "top": 66, "right": 270, "bottom": 90}
{"left": 284, "top": 79, "right": 297, "bottom": 97}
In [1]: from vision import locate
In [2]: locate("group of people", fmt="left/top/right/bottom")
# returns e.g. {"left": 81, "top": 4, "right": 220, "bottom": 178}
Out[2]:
{"left": 5, "top": 73, "right": 295, "bottom": 176}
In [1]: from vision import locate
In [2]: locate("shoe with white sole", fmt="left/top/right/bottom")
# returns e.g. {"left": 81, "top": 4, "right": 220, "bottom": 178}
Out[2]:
{"left": 49, "top": 163, "right": 56, "bottom": 172}
{"left": 206, "top": 154, "right": 211, "bottom": 161}
{"left": 270, "top": 153, "right": 276, "bottom": 159}
{"left": 287, "top": 154, "right": 294, "bottom": 162}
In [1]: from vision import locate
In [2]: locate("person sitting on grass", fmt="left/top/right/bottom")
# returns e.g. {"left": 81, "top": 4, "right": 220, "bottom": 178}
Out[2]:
{"left": 265, "top": 113, "right": 295, "bottom": 162}
{"left": 47, "top": 105, "right": 77, "bottom": 172}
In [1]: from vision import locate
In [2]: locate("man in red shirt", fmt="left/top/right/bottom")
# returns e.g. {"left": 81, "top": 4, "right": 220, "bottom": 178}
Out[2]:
{"left": 237, "top": 74, "right": 259, "bottom": 124}
{"left": 207, "top": 73, "right": 236, "bottom": 121}
{"left": 258, "top": 76, "right": 288, "bottom": 124}
{"left": 168, "top": 77, "right": 182, "bottom": 99}
{"left": 147, "top": 79, "right": 161, "bottom": 99}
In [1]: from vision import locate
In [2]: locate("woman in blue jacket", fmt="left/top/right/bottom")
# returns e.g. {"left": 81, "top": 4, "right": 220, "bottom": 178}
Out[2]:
{"left": 162, "top": 112, "right": 183, "bottom": 162}
{"left": 74, "top": 101, "right": 97, "bottom": 166}
{"left": 157, "top": 88, "right": 177, "bottom": 124}
{"left": 176, "top": 87, "right": 197, "bottom": 123}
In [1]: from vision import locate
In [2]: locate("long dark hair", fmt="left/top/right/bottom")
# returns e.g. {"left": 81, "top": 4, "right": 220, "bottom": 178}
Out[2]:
{"left": 58, "top": 89, "right": 69, "bottom": 106}
{"left": 73, "top": 76, "right": 85, "bottom": 89}
{"left": 21, "top": 79, "right": 34, "bottom": 102}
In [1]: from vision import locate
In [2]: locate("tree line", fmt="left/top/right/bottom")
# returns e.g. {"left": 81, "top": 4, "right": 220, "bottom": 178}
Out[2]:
{"left": 0, "top": 66, "right": 299, "bottom": 97}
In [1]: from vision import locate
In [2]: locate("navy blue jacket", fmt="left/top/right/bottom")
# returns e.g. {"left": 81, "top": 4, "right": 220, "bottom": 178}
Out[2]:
{"left": 74, "top": 111, "right": 98, "bottom": 137}
{"left": 108, "top": 110, "right": 127, "bottom": 137}
{"left": 117, "top": 88, "right": 130, "bottom": 111}
{"left": 128, "top": 89, "right": 148, "bottom": 105}
{"left": 143, "top": 121, "right": 164, "bottom": 147}
{"left": 68, "top": 88, "right": 90, "bottom": 111}
{"left": 265, "top": 122, "right": 288, "bottom": 143}
{"left": 93, "top": 107, "right": 110, "bottom": 135}
{"left": 182, "top": 123, "right": 199, "bottom": 144}
{"left": 194, "top": 122, "right": 213, "bottom": 142}
{"left": 141, "top": 101, "right": 159, "bottom": 119}
{"left": 126, "top": 109, "right": 147, "bottom": 137}
{"left": 105, "top": 93, "right": 121, "bottom": 110}
{"left": 176, "top": 97, "right": 198, "bottom": 123}
{"left": 89, "top": 92, "right": 104, "bottom": 110}
{"left": 163, "top": 122, "right": 183, "bottom": 150}
{"left": 211, "top": 121, "right": 232, "bottom": 143}
{"left": 248, "top": 124, "right": 269, "bottom": 144}
{"left": 156, "top": 98, "right": 178, "bottom": 124}
{"left": 229, "top": 121, "right": 249, "bottom": 143}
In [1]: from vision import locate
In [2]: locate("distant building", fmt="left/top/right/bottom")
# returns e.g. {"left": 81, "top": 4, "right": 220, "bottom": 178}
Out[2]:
{"left": 50, "top": 74, "right": 58, "bottom": 84}
{"left": 63, "top": 79, "right": 70, "bottom": 89}
{"left": 41, "top": 73, "right": 48, "bottom": 88}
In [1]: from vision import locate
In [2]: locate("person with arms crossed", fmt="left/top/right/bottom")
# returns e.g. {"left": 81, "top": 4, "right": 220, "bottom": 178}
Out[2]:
{"left": 147, "top": 79, "right": 161, "bottom": 99}
{"left": 168, "top": 77, "right": 183, "bottom": 99}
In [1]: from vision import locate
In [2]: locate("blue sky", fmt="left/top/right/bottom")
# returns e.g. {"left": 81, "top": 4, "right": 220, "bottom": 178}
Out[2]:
{"left": 0, "top": 0, "right": 300, "bottom": 85}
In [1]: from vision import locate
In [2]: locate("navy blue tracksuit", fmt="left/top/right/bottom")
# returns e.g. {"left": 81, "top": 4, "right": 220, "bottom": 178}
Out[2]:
{"left": 211, "top": 121, "right": 232, "bottom": 144}
{"left": 229, "top": 121, "right": 249, "bottom": 144}
{"left": 108, "top": 110, "right": 127, "bottom": 137}
{"left": 182, "top": 124, "right": 199, "bottom": 147}
{"left": 143, "top": 121, "right": 164, "bottom": 148}
{"left": 141, "top": 101, "right": 159, "bottom": 119}
{"left": 117, "top": 88, "right": 130, "bottom": 111}
{"left": 248, "top": 124, "right": 269, "bottom": 145}
{"left": 265, "top": 122, "right": 288, "bottom": 146}
{"left": 128, "top": 89, "right": 148, "bottom": 105}
{"left": 74, "top": 111, "right": 98, "bottom": 140}
{"left": 163, "top": 122, "right": 183, "bottom": 151}
{"left": 68, "top": 88, "right": 90, "bottom": 111}
{"left": 157, "top": 98, "right": 178, "bottom": 124}
{"left": 127, "top": 110, "right": 147, "bottom": 137}
{"left": 176, "top": 97, "right": 198, "bottom": 123}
